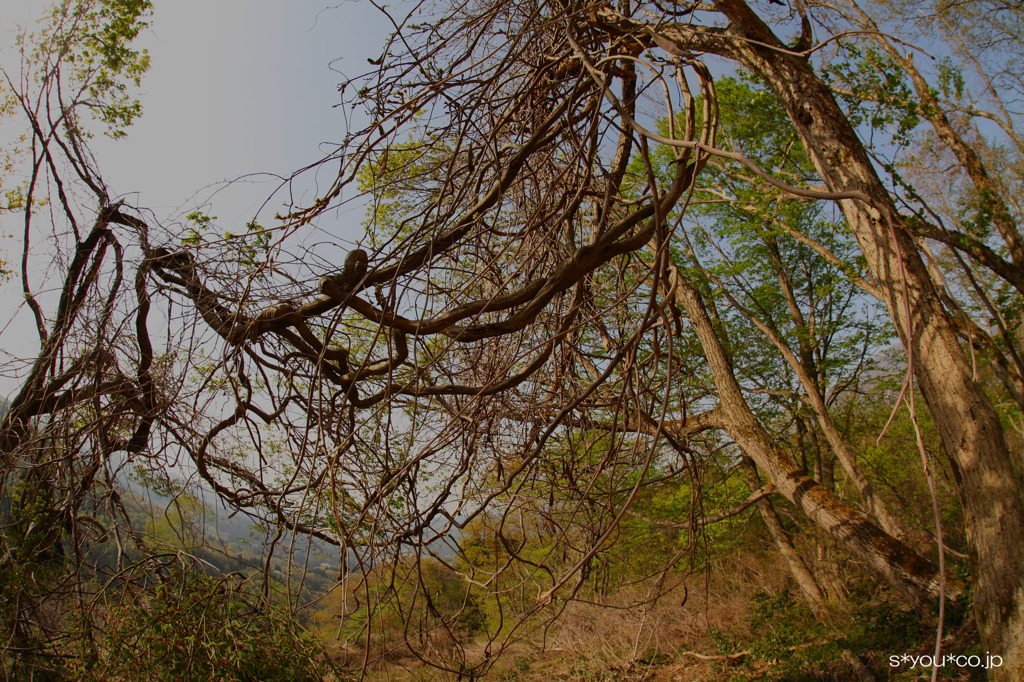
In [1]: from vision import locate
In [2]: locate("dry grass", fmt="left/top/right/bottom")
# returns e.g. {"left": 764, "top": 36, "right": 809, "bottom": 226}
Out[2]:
{"left": 338, "top": 546, "right": 947, "bottom": 681}
{"left": 477, "top": 550, "right": 793, "bottom": 681}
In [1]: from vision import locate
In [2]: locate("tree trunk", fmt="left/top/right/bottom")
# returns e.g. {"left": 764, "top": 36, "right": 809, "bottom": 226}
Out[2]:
{"left": 729, "top": 237, "right": 905, "bottom": 536}
{"left": 741, "top": 456, "right": 829, "bottom": 618}
{"left": 669, "top": 266, "right": 955, "bottom": 609}
{"left": 706, "top": 1, "right": 1024, "bottom": 676}
{"left": 597, "top": 4, "right": 1024, "bottom": 672}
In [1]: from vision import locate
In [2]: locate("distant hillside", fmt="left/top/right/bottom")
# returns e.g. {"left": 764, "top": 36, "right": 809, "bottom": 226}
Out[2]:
{"left": 107, "top": 481, "right": 348, "bottom": 599}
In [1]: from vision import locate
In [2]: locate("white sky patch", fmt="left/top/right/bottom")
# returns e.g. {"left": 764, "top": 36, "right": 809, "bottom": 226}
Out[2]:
{"left": 0, "top": 0, "right": 391, "bottom": 397}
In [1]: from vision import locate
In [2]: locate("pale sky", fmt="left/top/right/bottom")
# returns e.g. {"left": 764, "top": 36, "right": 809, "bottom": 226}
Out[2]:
{"left": 2, "top": 0, "right": 390, "bottom": 222}
{"left": 0, "top": 0, "right": 392, "bottom": 396}
{"left": 95, "top": 0, "right": 388, "bottom": 228}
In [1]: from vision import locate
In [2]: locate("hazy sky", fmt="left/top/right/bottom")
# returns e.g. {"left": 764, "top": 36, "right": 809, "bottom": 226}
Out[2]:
{"left": 3, "top": 0, "right": 389, "bottom": 223}
{"left": 106, "top": 2, "right": 389, "bottom": 221}
{"left": 0, "top": 0, "right": 392, "bottom": 395}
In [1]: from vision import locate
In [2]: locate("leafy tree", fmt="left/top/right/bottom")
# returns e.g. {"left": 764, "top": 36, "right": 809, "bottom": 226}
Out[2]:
{"left": 3, "top": 0, "right": 1024, "bottom": 679}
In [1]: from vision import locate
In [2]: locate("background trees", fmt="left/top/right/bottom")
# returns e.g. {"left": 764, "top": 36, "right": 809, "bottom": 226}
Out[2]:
{"left": 2, "top": 0, "right": 1022, "bottom": 679}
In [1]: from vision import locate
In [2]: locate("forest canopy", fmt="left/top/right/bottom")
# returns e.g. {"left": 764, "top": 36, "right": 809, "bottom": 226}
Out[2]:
{"left": 1, "top": 0, "right": 1023, "bottom": 680}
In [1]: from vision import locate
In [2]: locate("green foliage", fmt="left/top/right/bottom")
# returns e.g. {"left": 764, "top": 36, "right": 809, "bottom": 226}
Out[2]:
{"left": 713, "top": 589, "right": 929, "bottom": 681}
{"left": 935, "top": 57, "right": 966, "bottom": 101}
{"left": 182, "top": 211, "right": 216, "bottom": 246}
{"left": 746, "top": 588, "right": 831, "bottom": 663}
{"left": 320, "top": 557, "right": 485, "bottom": 656}
{"left": 142, "top": 493, "right": 209, "bottom": 548}
{"left": 85, "top": 571, "right": 333, "bottom": 681}
{"left": 847, "top": 601, "right": 927, "bottom": 654}
{"left": 0, "top": 0, "right": 151, "bottom": 280}
{"left": 639, "top": 75, "right": 886, "bottom": 428}
{"left": 31, "top": 0, "right": 153, "bottom": 138}
{"left": 841, "top": 383, "right": 968, "bottom": 554}
{"left": 226, "top": 220, "right": 275, "bottom": 270}
{"left": 0, "top": 471, "right": 85, "bottom": 679}
{"left": 824, "top": 44, "right": 921, "bottom": 144}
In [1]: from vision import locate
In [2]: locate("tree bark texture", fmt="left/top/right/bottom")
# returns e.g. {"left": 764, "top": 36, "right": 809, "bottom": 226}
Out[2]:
{"left": 668, "top": 261, "right": 954, "bottom": 609}
{"left": 741, "top": 456, "right": 829, "bottom": 617}
{"left": 599, "top": 2, "right": 1024, "bottom": 671}
{"left": 699, "top": 2, "right": 1024, "bottom": 675}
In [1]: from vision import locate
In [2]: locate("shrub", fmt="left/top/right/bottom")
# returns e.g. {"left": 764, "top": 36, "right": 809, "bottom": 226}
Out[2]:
{"left": 80, "top": 570, "right": 333, "bottom": 681}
